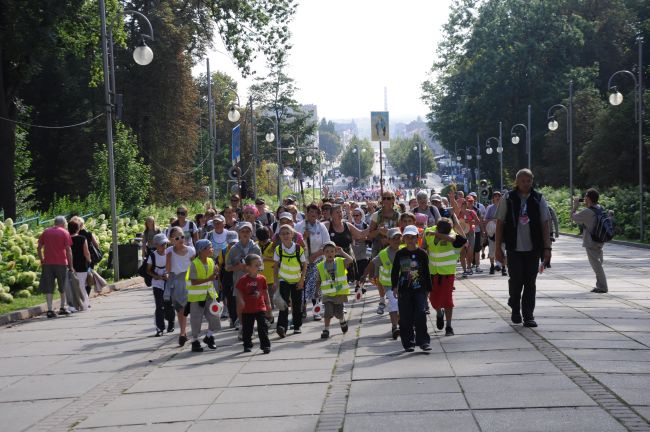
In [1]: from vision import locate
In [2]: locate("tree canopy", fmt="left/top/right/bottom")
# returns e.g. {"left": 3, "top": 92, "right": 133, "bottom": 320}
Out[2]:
{"left": 339, "top": 137, "right": 374, "bottom": 183}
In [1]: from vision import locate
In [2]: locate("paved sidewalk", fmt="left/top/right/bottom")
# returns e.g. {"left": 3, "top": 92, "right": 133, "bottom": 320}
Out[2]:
{"left": 0, "top": 236, "right": 649, "bottom": 432}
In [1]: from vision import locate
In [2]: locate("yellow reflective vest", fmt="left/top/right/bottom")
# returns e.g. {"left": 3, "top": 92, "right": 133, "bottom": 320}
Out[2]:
{"left": 186, "top": 257, "right": 218, "bottom": 302}
{"left": 276, "top": 244, "right": 303, "bottom": 283}
{"left": 378, "top": 245, "right": 404, "bottom": 287}
{"left": 317, "top": 257, "right": 349, "bottom": 297}
{"left": 425, "top": 226, "right": 461, "bottom": 276}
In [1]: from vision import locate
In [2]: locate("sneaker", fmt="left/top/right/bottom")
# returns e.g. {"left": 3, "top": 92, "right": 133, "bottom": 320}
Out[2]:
{"left": 155, "top": 330, "right": 163, "bottom": 337}
{"left": 445, "top": 326, "right": 454, "bottom": 336}
{"left": 340, "top": 321, "right": 349, "bottom": 333}
{"left": 404, "top": 346, "right": 415, "bottom": 352}
{"left": 461, "top": 271, "right": 469, "bottom": 278}
{"left": 467, "top": 269, "right": 473, "bottom": 275}
{"left": 376, "top": 302, "right": 386, "bottom": 315}
{"left": 436, "top": 309, "right": 445, "bottom": 330}
{"left": 262, "top": 347, "right": 271, "bottom": 354}
{"left": 392, "top": 326, "right": 400, "bottom": 340}
{"left": 203, "top": 335, "right": 217, "bottom": 350}
{"left": 591, "top": 287, "right": 608, "bottom": 293}
{"left": 494, "top": 264, "right": 502, "bottom": 272}
{"left": 243, "top": 346, "right": 252, "bottom": 353}
{"left": 313, "top": 313, "right": 322, "bottom": 321}
{"left": 502, "top": 269, "right": 508, "bottom": 277}
{"left": 167, "top": 324, "right": 175, "bottom": 333}
{"left": 420, "top": 343, "right": 432, "bottom": 351}
{"left": 46, "top": 310, "right": 56, "bottom": 319}
{"left": 58, "top": 308, "right": 70, "bottom": 316}
{"left": 474, "top": 266, "right": 483, "bottom": 273}
{"left": 178, "top": 335, "right": 188, "bottom": 346}
{"left": 293, "top": 328, "right": 302, "bottom": 334}
{"left": 191, "top": 340, "right": 203, "bottom": 352}
{"left": 489, "top": 265, "right": 495, "bottom": 275}
{"left": 523, "top": 319, "right": 538, "bottom": 328}
{"left": 511, "top": 311, "right": 522, "bottom": 324}
{"left": 321, "top": 329, "right": 330, "bottom": 339}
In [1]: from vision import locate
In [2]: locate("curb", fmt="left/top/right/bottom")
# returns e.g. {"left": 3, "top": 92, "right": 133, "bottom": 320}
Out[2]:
{"left": 0, "top": 277, "right": 144, "bottom": 327}
{"left": 560, "top": 232, "right": 650, "bottom": 249}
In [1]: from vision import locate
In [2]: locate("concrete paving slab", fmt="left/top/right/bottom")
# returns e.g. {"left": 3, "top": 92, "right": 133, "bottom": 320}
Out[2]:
{"left": 474, "top": 407, "right": 627, "bottom": 432}
{"left": 239, "top": 357, "right": 335, "bottom": 373}
{"left": 0, "top": 398, "right": 73, "bottom": 432}
{"left": 103, "top": 388, "right": 222, "bottom": 411}
{"left": 561, "top": 348, "right": 650, "bottom": 362}
{"left": 125, "top": 374, "right": 232, "bottom": 393}
{"left": 352, "top": 353, "right": 454, "bottom": 380}
{"left": 76, "top": 423, "right": 192, "bottom": 432}
{"left": 439, "top": 332, "right": 534, "bottom": 352}
{"left": 200, "top": 397, "right": 324, "bottom": 419}
{"left": 593, "top": 374, "right": 650, "bottom": 405}
{"left": 188, "top": 416, "right": 319, "bottom": 432}
{"left": 228, "top": 368, "right": 332, "bottom": 387}
{"left": 343, "top": 411, "right": 479, "bottom": 432}
{"left": 78, "top": 404, "right": 209, "bottom": 428}
{"left": 356, "top": 337, "right": 443, "bottom": 356}
{"left": 215, "top": 383, "right": 328, "bottom": 403}
{"left": 0, "top": 372, "right": 114, "bottom": 402}
{"left": 459, "top": 374, "right": 596, "bottom": 409}
{"left": 447, "top": 349, "right": 558, "bottom": 376}
{"left": 0, "top": 354, "right": 68, "bottom": 376}
{"left": 634, "top": 406, "right": 650, "bottom": 422}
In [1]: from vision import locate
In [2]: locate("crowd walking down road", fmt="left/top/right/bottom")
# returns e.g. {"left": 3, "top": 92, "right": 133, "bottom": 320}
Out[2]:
{"left": 4, "top": 172, "right": 649, "bottom": 431}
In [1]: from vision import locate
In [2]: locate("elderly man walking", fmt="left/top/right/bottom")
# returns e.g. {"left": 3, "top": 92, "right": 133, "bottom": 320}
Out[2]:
{"left": 413, "top": 190, "right": 441, "bottom": 227}
{"left": 495, "top": 169, "right": 552, "bottom": 328}
{"left": 37, "top": 216, "right": 74, "bottom": 318}
{"left": 571, "top": 188, "right": 609, "bottom": 293}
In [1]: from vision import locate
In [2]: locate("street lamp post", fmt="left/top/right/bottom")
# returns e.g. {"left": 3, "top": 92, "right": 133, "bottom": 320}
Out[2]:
{"left": 607, "top": 36, "right": 644, "bottom": 242}
{"left": 351, "top": 144, "right": 367, "bottom": 185}
{"left": 547, "top": 81, "right": 574, "bottom": 200}
{"left": 413, "top": 140, "right": 422, "bottom": 187}
{"left": 511, "top": 105, "right": 532, "bottom": 169}
{"left": 485, "top": 136, "right": 503, "bottom": 191}
{"left": 99, "top": 1, "right": 154, "bottom": 281}
{"left": 256, "top": 116, "right": 277, "bottom": 196}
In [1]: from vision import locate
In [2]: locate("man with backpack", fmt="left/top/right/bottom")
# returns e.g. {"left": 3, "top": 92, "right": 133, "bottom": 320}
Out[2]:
{"left": 571, "top": 188, "right": 610, "bottom": 293}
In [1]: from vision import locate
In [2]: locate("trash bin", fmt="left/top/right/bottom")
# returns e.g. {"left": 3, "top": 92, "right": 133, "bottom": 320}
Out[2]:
{"left": 117, "top": 243, "right": 139, "bottom": 279}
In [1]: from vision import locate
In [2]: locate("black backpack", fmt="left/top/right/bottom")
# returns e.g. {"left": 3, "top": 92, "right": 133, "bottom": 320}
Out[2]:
{"left": 590, "top": 207, "right": 614, "bottom": 243}
{"left": 138, "top": 250, "right": 161, "bottom": 287}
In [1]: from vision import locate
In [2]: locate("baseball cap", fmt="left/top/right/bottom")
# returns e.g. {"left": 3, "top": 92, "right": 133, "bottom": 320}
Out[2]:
{"left": 492, "top": 190, "right": 502, "bottom": 196}
{"left": 321, "top": 241, "right": 336, "bottom": 249}
{"left": 238, "top": 221, "right": 253, "bottom": 232}
{"left": 195, "top": 239, "right": 212, "bottom": 252}
{"left": 153, "top": 233, "right": 169, "bottom": 247}
{"left": 284, "top": 195, "right": 296, "bottom": 203}
{"left": 387, "top": 227, "right": 402, "bottom": 238}
{"left": 255, "top": 198, "right": 265, "bottom": 205}
{"left": 225, "top": 230, "right": 239, "bottom": 244}
{"left": 214, "top": 214, "right": 225, "bottom": 223}
{"left": 402, "top": 225, "right": 419, "bottom": 237}
{"left": 469, "top": 192, "right": 478, "bottom": 197}
{"left": 279, "top": 212, "right": 293, "bottom": 221}
{"left": 431, "top": 194, "right": 442, "bottom": 202}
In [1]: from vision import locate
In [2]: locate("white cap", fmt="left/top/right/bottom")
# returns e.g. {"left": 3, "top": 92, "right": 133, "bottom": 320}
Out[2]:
{"left": 402, "top": 225, "right": 419, "bottom": 237}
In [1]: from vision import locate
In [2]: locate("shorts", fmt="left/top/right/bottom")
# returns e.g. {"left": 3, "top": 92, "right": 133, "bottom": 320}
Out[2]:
{"left": 386, "top": 289, "right": 399, "bottom": 313}
{"left": 429, "top": 274, "right": 455, "bottom": 309}
{"left": 164, "top": 272, "right": 188, "bottom": 312}
{"left": 323, "top": 296, "right": 346, "bottom": 320}
{"left": 40, "top": 264, "right": 68, "bottom": 294}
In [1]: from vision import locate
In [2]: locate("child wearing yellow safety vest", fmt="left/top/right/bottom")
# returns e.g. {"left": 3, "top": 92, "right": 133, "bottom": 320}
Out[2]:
{"left": 273, "top": 224, "right": 308, "bottom": 338}
{"left": 363, "top": 228, "right": 404, "bottom": 340}
{"left": 424, "top": 217, "right": 467, "bottom": 336}
{"left": 316, "top": 241, "right": 354, "bottom": 339}
{"left": 187, "top": 239, "right": 220, "bottom": 352}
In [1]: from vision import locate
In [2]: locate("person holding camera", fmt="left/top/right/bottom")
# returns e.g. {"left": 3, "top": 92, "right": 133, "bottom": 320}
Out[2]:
{"left": 571, "top": 189, "right": 608, "bottom": 293}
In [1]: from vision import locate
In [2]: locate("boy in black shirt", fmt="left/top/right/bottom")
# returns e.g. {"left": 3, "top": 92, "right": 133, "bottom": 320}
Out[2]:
{"left": 391, "top": 225, "right": 433, "bottom": 352}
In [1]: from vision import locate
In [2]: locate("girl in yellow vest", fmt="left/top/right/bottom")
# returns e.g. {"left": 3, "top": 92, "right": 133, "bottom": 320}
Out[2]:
{"left": 363, "top": 228, "right": 403, "bottom": 340}
{"left": 316, "top": 241, "right": 354, "bottom": 339}
{"left": 273, "top": 225, "right": 308, "bottom": 338}
{"left": 187, "top": 239, "right": 220, "bottom": 352}
{"left": 424, "top": 218, "right": 467, "bottom": 336}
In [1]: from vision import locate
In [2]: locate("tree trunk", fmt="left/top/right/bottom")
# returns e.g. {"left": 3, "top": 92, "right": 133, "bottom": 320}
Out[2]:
{"left": 0, "top": 46, "right": 17, "bottom": 220}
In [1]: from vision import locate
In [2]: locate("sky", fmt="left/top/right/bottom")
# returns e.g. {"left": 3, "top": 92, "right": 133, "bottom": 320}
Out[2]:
{"left": 193, "top": 0, "right": 453, "bottom": 123}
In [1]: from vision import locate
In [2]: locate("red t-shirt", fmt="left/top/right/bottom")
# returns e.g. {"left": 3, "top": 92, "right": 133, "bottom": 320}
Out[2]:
{"left": 235, "top": 274, "right": 269, "bottom": 314}
{"left": 38, "top": 227, "right": 73, "bottom": 266}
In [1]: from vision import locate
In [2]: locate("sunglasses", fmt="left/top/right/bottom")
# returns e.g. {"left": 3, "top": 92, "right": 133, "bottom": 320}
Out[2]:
{"left": 177, "top": 211, "right": 186, "bottom": 216}
{"left": 382, "top": 197, "right": 394, "bottom": 201}
{"left": 174, "top": 236, "right": 185, "bottom": 241}
{"left": 230, "top": 199, "right": 239, "bottom": 203}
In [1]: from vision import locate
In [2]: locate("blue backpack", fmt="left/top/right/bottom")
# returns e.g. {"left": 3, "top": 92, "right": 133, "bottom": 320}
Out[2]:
{"left": 590, "top": 207, "right": 614, "bottom": 243}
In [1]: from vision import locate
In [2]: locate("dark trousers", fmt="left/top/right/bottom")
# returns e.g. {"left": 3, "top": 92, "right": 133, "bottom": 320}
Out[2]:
{"left": 241, "top": 311, "right": 270, "bottom": 349}
{"left": 278, "top": 281, "right": 303, "bottom": 330}
{"left": 398, "top": 289, "right": 430, "bottom": 349}
{"left": 153, "top": 288, "right": 175, "bottom": 331}
{"left": 507, "top": 250, "right": 540, "bottom": 320}
{"left": 222, "top": 283, "right": 237, "bottom": 324}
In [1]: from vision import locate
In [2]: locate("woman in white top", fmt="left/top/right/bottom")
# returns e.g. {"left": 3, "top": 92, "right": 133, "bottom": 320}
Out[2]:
{"left": 165, "top": 226, "right": 196, "bottom": 346}
{"left": 295, "top": 204, "right": 330, "bottom": 320}
{"left": 147, "top": 233, "right": 174, "bottom": 336}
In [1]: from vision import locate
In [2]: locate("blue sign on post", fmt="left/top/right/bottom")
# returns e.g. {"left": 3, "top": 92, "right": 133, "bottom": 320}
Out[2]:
{"left": 232, "top": 124, "right": 241, "bottom": 165}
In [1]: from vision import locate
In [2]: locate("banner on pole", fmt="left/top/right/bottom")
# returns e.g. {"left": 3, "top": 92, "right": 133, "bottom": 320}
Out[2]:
{"left": 231, "top": 124, "right": 241, "bottom": 165}
{"left": 370, "top": 111, "right": 389, "bottom": 144}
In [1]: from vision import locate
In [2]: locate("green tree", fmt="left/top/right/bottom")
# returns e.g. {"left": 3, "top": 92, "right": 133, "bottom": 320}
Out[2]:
{"left": 386, "top": 135, "right": 436, "bottom": 184}
{"left": 90, "top": 122, "right": 151, "bottom": 210}
{"left": 318, "top": 118, "right": 342, "bottom": 160}
{"left": 339, "top": 137, "right": 373, "bottom": 183}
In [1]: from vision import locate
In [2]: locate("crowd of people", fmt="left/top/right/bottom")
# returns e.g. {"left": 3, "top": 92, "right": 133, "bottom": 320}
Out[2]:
{"left": 38, "top": 168, "right": 612, "bottom": 354}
